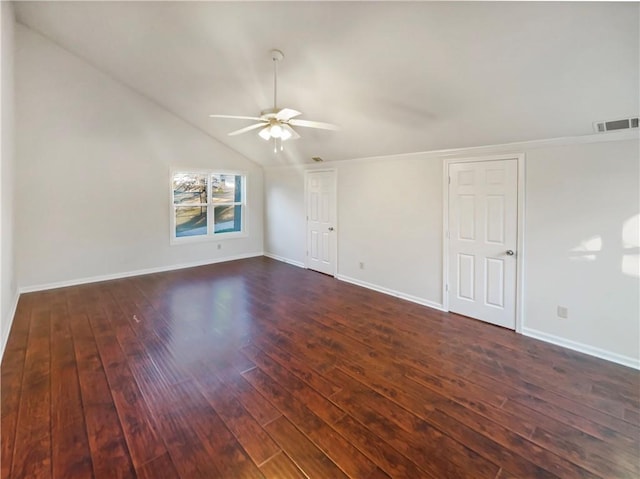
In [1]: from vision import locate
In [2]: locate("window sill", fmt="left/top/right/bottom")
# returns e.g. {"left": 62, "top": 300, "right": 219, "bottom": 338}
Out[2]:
{"left": 170, "top": 232, "right": 248, "bottom": 246}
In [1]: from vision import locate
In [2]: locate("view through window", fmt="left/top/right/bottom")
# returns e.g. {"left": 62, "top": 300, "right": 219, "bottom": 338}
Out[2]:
{"left": 172, "top": 171, "right": 245, "bottom": 240}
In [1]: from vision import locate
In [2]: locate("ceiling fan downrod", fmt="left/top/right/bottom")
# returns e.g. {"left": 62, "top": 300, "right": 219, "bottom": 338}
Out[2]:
{"left": 271, "top": 49, "right": 284, "bottom": 111}
{"left": 271, "top": 50, "right": 285, "bottom": 154}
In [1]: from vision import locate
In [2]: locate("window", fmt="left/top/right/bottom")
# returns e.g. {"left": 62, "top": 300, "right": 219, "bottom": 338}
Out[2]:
{"left": 171, "top": 171, "right": 245, "bottom": 241}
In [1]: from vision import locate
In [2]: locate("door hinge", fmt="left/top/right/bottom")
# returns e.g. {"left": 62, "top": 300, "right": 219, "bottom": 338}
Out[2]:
{"left": 445, "top": 284, "right": 449, "bottom": 292}
{"left": 448, "top": 176, "right": 451, "bottom": 184}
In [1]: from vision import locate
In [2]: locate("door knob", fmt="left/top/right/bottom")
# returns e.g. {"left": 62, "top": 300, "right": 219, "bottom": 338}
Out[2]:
{"left": 506, "top": 250, "right": 515, "bottom": 256}
{"left": 328, "top": 227, "right": 335, "bottom": 231}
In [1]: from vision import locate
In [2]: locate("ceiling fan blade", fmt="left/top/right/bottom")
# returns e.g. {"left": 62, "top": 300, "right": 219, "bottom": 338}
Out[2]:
{"left": 209, "top": 114, "right": 263, "bottom": 121}
{"left": 228, "top": 122, "right": 267, "bottom": 136}
{"left": 276, "top": 108, "right": 302, "bottom": 121}
{"left": 283, "top": 124, "right": 301, "bottom": 140}
{"left": 288, "top": 119, "right": 340, "bottom": 131}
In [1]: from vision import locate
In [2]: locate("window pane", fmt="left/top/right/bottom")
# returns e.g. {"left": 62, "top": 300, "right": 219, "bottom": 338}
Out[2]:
{"left": 173, "top": 173, "right": 207, "bottom": 205}
{"left": 214, "top": 205, "right": 242, "bottom": 233}
{"left": 211, "top": 174, "right": 241, "bottom": 204}
{"left": 175, "top": 206, "right": 208, "bottom": 237}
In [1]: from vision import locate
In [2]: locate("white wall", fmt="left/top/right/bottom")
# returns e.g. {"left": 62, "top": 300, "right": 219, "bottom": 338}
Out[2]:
{"left": 264, "top": 136, "right": 640, "bottom": 367}
{"left": 264, "top": 167, "right": 306, "bottom": 266}
{"left": 15, "top": 24, "right": 264, "bottom": 289}
{"left": 337, "top": 158, "right": 443, "bottom": 306}
{"left": 524, "top": 140, "right": 640, "bottom": 364}
{"left": 1, "top": 1, "right": 17, "bottom": 357}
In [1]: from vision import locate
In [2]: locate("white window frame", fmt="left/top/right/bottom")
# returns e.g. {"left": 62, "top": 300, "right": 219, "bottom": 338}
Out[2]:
{"left": 170, "top": 169, "right": 247, "bottom": 244}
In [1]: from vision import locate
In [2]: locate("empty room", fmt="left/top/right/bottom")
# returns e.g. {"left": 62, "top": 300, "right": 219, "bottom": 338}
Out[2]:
{"left": 1, "top": 1, "right": 638, "bottom": 478}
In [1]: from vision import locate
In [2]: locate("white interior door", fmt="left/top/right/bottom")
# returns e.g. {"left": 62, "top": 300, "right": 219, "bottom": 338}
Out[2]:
{"left": 306, "top": 170, "right": 337, "bottom": 276}
{"left": 448, "top": 159, "right": 518, "bottom": 329}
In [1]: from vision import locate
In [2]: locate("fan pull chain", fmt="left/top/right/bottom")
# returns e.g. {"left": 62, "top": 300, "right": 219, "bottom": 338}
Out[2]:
{"left": 272, "top": 138, "right": 284, "bottom": 154}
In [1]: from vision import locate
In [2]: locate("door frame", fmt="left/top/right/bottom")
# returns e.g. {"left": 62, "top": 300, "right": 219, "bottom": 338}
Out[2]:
{"left": 442, "top": 154, "right": 526, "bottom": 333}
{"left": 304, "top": 168, "right": 338, "bottom": 276}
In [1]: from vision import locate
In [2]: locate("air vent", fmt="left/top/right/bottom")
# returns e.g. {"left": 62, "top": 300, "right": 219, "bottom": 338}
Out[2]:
{"left": 311, "top": 157, "right": 324, "bottom": 162}
{"left": 593, "top": 117, "right": 639, "bottom": 133}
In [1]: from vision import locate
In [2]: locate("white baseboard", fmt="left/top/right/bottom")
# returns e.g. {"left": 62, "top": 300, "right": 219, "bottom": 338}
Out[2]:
{"left": 19, "top": 252, "right": 265, "bottom": 294}
{"left": 336, "top": 274, "right": 446, "bottom": 312}
{"left": 263, "top": 252, "right": 305, "bottom": 269}
{"left": 1, "top": 292, "right": 20, "bottom": 361}
{"left": 522, "top": 327, "right": 640, "bottom": 370}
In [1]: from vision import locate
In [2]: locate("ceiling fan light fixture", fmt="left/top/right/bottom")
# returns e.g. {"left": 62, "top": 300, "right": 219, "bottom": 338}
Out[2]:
{"left": 258, "top": 126, "right": 271, "bottom": 141}
{"left": 269, "top": 123, "right": 283, "bottom": 138}
{"left": 280, "top": 127, "right": 293, "bottom": 141}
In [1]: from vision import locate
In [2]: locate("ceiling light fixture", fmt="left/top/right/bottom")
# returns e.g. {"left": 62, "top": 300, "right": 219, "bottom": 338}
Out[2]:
{"left": 209, "top": 49, "right": 339, "bottom": 154}
{"left": 258, "top": 122, "right": 293, "bottom": 141}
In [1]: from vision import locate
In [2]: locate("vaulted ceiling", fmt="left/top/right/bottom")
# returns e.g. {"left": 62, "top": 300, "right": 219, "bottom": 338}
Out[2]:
{"left": 14, "top": 1, "right": 639, "bottom": 165}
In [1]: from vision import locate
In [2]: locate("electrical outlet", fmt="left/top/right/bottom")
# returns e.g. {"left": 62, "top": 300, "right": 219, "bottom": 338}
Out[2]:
{"left": 557, "top": 306, "right": 568, "bottom": 319}
{"left": 359, "top": 262, "right": 364, "bottom": 270}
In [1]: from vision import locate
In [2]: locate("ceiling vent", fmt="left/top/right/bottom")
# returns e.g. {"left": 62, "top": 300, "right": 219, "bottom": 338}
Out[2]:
{"left": 593, "top": 117, "right": 639, "bottom": 133}
{"left": 312, "top": 156, "right": 324, "bottom": 162}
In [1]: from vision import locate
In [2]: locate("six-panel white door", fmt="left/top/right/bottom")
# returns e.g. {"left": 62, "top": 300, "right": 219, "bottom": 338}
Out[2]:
{"left": 306, "top": 170, "right": 337, "bottom": 276}
{"left": 448, "top": 159, "right": 518, "bottom": 329}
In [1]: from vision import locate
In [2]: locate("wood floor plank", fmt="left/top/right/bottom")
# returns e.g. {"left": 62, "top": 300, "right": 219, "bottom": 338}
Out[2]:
{"left": 264, "top": 416, "right": 349, "bottom": 479}
{"left": 7, "top": 430, "right": 51, "bottom": 479}
{"left": 0, "top": 298, "right": 31, "bottom": 479}
{"left": 241, "top": 364, "right": 379, "bottom": 477}
{"left": 427, "top": 407, "right": 592, "bottom": 478}
{"left": 331, "top": 374, "right": 500, "bottom": 478}
{"left": 328, "top": 367, "right": 435, "bottom": 434}
{"left": 1, "top": 257, "right": 638, "bottom": 479}
{"left": 366, "top": 467, "right": 393, "bottom": 479}
{"left": 51, "top": 421, "right": 94, "bottom": 479}
{"left": 259, "top": 451, "right": 307, "bottom": 479}
{"left": 50, "top": 306, "right": 94, "bottom": 479}
{"left": 81, "top": 403, "right": 136, "bottom": 479}
{"left": 0, "top": 412, "right": 18, "bottom": 479}
{"left": 69, "top": 313, "right": 136, "bottom": 479}
{"left": 189, "top": 360, "right": 281, "bottom": 466}
{"left": 165, "top": 379, "right": 265, "bottom": 479}
{"left": 10, "top": 310, "right": 52, "bottom": 479}
{"left": 90, "top": 323, "right": 167, "bottom": 470}
{"left": 502, "top": 399, "right": 639, "bottom": 477}
{"left": 216, "top": 368, "right": 283, "bottom": 427}
{"left": 332, "top": 413, "right": 433, "bottom": 478}
{"left": 251, "top": 332, "right": 343, "bottom": 397}
{"left": 134, "top": 453, "right": 180, "bottom": 479}
{"left": 149, "top": 399, "right": 223, "bottom": 479}
{"left": 304, "top": 420, "right": 378, "bottom": 478}
{"left": 241, "top": 366, "right": 328, "bottom": 430}
{"left": 530, "top": 426, "right": 638, "bottom": 478}
{"left": 241, "top": 343, "right": 347, "bottom": 424}
{"left": 50, "top": 308, "right": 85, "bottom": 429}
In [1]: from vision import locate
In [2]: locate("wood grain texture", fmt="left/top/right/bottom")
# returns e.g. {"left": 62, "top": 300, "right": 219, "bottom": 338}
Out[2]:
{"left": 1, "top": 257, "right": 638, "bottom": 478}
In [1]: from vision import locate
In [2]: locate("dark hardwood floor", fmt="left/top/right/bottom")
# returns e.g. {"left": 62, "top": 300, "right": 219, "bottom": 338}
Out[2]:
{"left": 1, "top": 256, "right": 639, "bottom": 478}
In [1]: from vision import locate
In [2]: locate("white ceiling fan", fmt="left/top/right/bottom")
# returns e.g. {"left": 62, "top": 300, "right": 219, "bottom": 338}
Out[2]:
{"left": 209, "top": 49, "right": 339, "bottom": 152}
